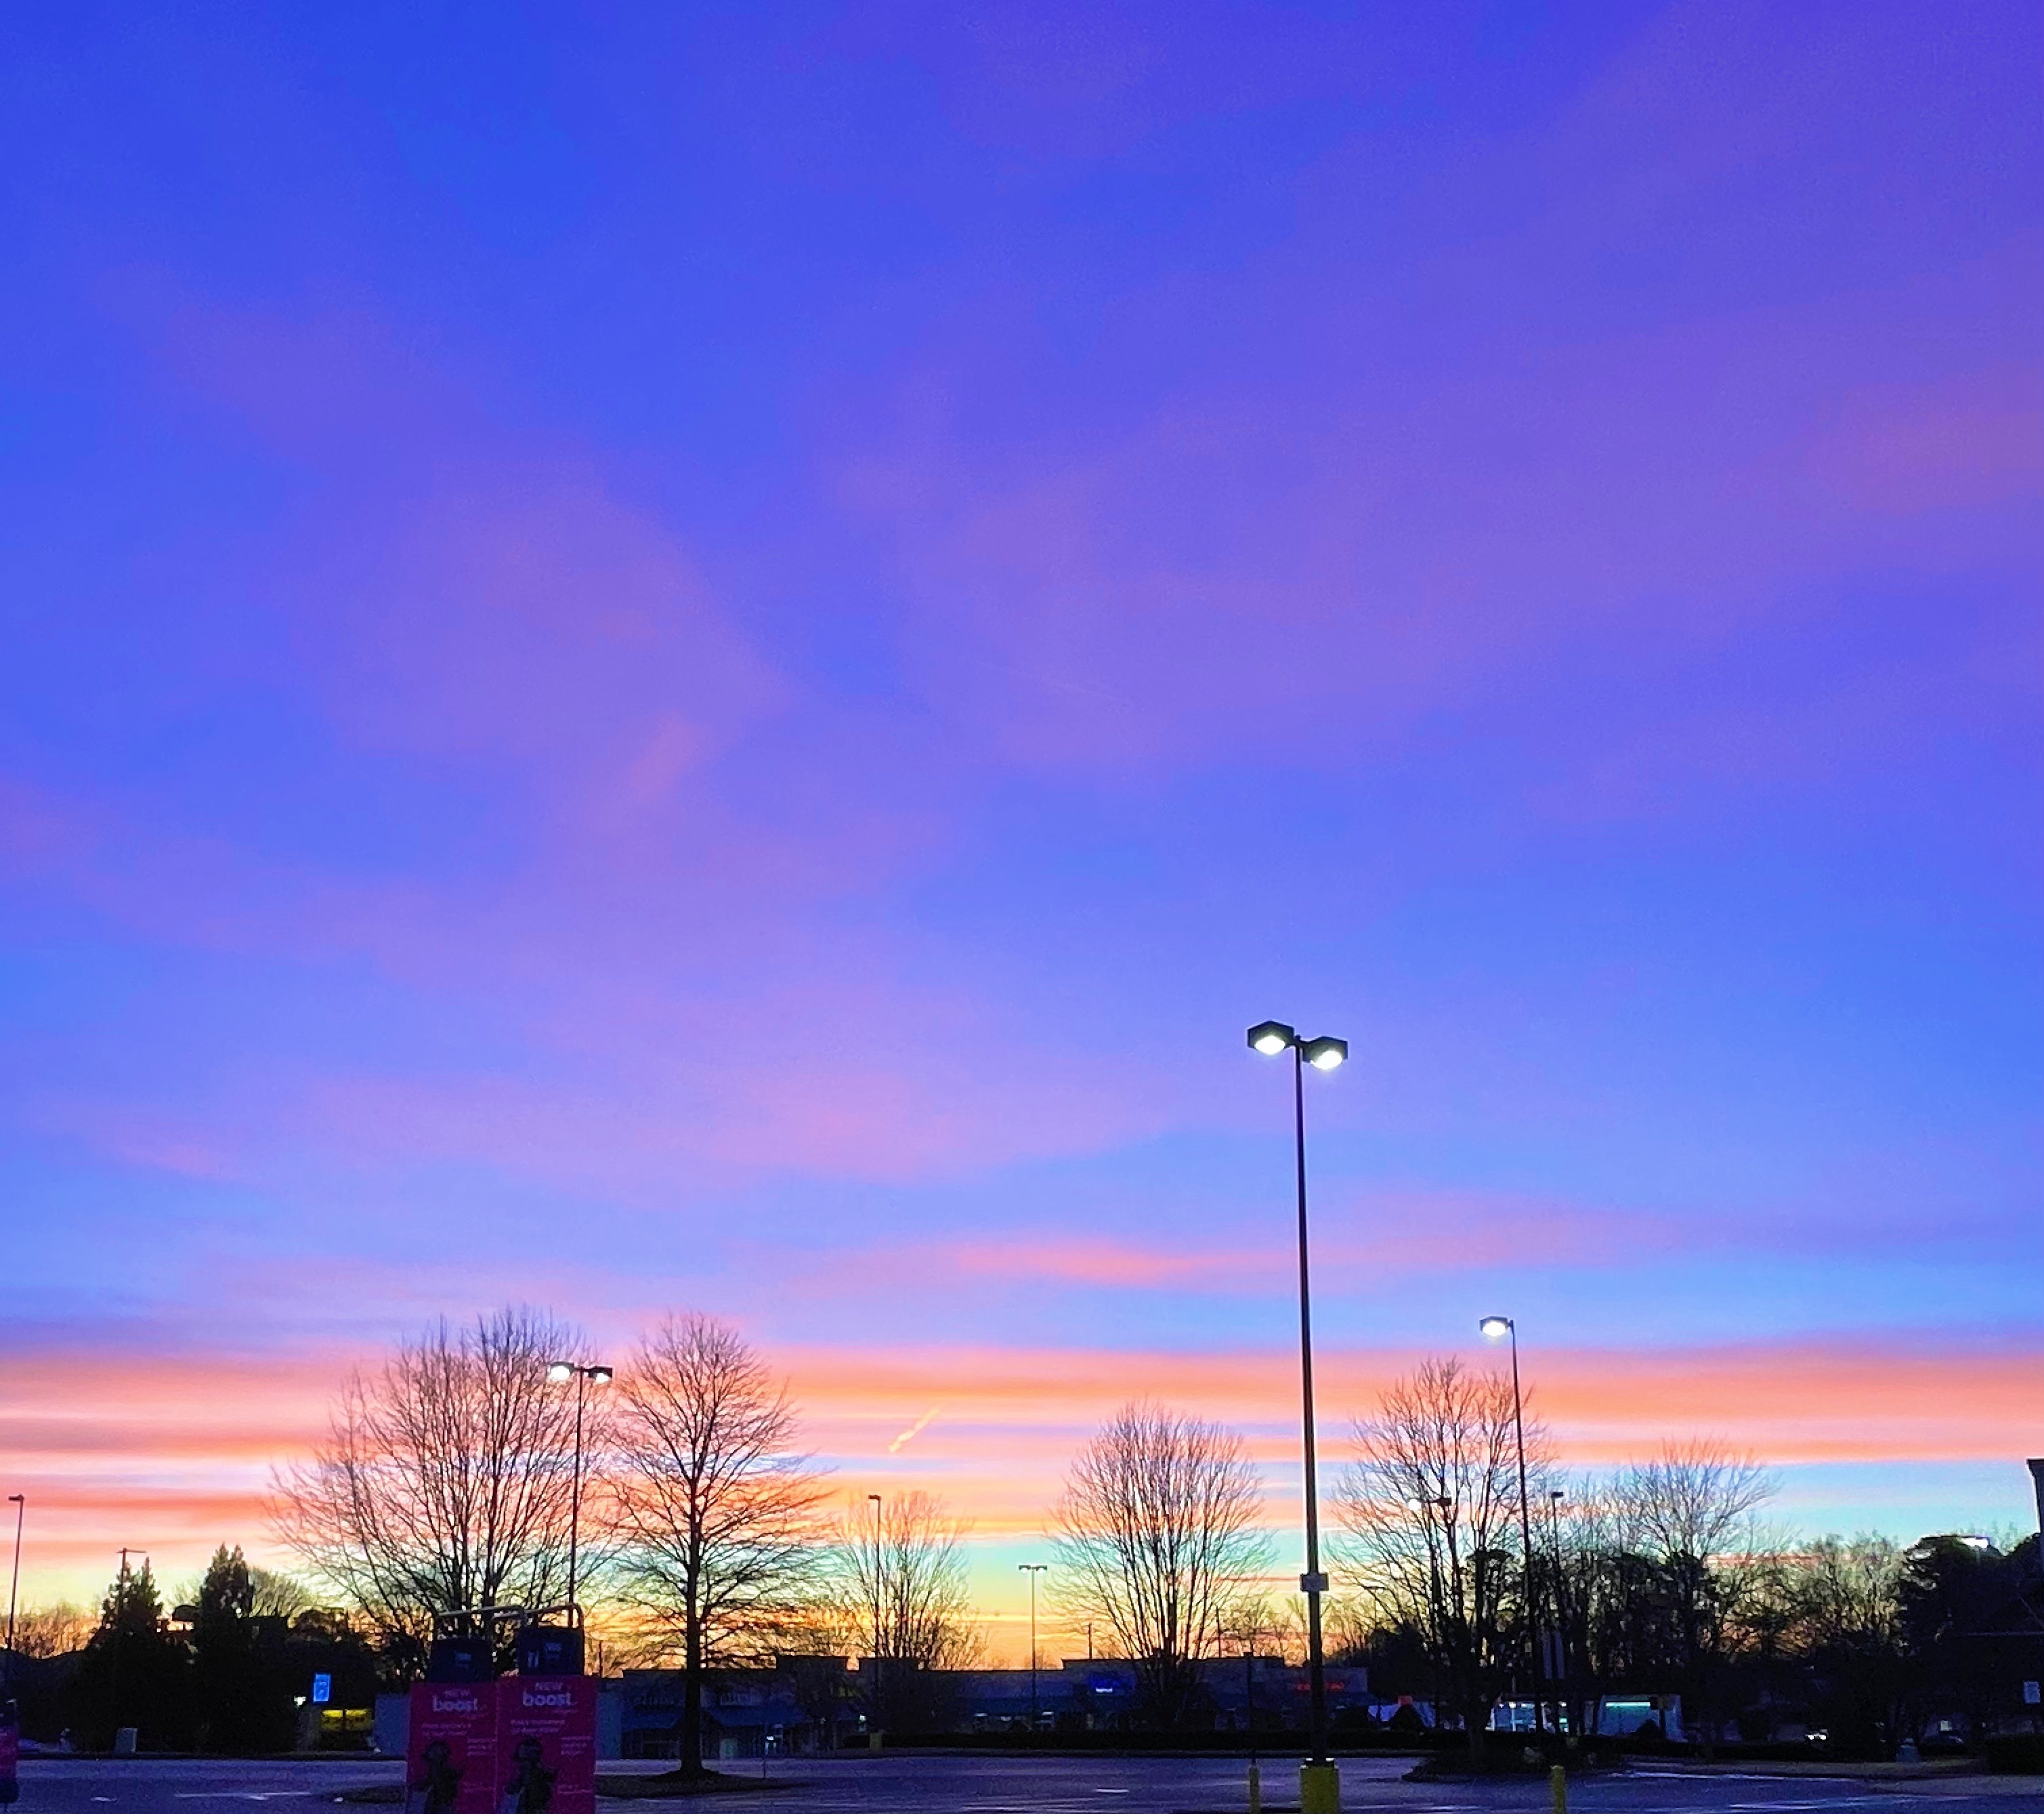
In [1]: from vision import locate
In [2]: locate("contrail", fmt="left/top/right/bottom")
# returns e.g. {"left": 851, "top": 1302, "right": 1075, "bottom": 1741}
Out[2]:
{"left": 888, "top": 1403, "right": 944, "bottom": 1452}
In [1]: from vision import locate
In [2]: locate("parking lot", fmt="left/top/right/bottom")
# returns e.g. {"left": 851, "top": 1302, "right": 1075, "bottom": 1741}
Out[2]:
{"left": 14, "top": 1753, "right": 2043, "bottom": 1814}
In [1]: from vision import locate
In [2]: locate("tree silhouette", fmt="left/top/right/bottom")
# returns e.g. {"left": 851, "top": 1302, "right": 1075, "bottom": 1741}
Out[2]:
{"left": 65, "top": 1558, "right": 190, "bottom": 1750}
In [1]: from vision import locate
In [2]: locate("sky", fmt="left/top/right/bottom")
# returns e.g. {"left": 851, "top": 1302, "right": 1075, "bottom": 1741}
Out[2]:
{"left": 1, "top": 0, "right": 2039, "bottom": 1660}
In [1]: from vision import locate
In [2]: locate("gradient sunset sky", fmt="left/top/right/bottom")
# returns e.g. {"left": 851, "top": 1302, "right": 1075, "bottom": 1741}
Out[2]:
{"left": 2, "top": 1, "right": 2039, "bottom": 1654}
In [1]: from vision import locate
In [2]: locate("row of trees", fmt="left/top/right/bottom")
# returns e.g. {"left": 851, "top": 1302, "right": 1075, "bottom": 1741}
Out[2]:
{"left": 33, "top": 1307, "right": 2029, "bottom": 1756}
{"left": 1336, "top": 1357, "right": 2042, "bottom": 1754}
{"left": 25, "top": 1545, "right": 372, "bottom": 1752}
{"left": 263, "top": 1308, "right": 1288, "bottom": 1757}
{"left": 272, "top": 1308, "right": 987, "bottom": 1768}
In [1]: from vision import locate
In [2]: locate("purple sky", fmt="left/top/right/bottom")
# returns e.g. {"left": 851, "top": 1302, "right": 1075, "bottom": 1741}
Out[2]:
{"left": 1, "top": 1, "right": 2039, "bottom": 1626}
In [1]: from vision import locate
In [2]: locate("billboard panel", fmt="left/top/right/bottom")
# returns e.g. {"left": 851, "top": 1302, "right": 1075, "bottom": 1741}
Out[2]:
{"left": 496, "top": 1677, "right": 597, "bottom": 1814}
{"left": 406, "top": 1681, "right": 499, "bottom": 1814}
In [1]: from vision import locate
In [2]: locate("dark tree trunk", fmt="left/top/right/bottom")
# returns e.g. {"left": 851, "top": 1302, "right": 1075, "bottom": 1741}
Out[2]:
{"left": 679, "top": 1572, "right": 706, "bottom": 1776}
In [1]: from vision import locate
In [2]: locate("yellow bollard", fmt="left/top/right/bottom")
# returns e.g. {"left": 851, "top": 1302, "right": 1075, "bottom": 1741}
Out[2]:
{"left": 1550, "top": 1764, "right": 1568, "bottom": 1814}
{"left": 1248, "top": 1760, "right": 1261, "bottom": 1813}
{"left": 1300, "top": 1759, "right": 1340, "bottom": 1814}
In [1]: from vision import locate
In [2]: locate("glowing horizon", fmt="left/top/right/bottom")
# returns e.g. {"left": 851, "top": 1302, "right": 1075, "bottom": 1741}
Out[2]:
{"left": 6, "top": 1326, "right": 2037, "bottom": 1634}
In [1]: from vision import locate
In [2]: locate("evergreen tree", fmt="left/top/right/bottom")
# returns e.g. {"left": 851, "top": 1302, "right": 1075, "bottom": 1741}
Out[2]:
{"left": 192, "top": 1546, "right": 295, "bottom": 1752}
{"left": 64, "top": 1557, "right": 191, "bottom": 1750}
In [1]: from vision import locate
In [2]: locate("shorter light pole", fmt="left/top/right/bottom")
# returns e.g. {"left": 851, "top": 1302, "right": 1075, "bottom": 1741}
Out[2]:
{"left": 1546, "top": 1490, "right": 1569, "bottom": 1731}
{"left": 547, "top": 1361, "right": 613, "bottom": 1622}
{"left": 5, "top": 1494, "right": 21, "bottom": 1689}
{"left": 1017, "top": 1565, "right": 1046, "bottom": 1732}
{"left": 1408, "top": 1496, "right": 1453, "bottom": 1696}
{"left": 868, "top": 1495, "right": 885, "bottom": 1732}
{"left": 1480, "top": 1315, "right": 1543, "bottom": 1737}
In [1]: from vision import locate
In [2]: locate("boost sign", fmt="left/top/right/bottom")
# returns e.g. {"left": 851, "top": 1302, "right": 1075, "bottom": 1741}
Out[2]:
{"left": 406, "top": 1682, "right": 499, "bottom": 1814}
{"left": 495, "top": 1677, "right": 596, "bottom": 1814}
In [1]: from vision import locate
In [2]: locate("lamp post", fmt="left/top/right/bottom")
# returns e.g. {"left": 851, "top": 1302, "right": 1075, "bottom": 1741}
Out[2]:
{"left": 1434, "top": 1494, "right": 1469, "bottom": 1728}
{"left": 1017, "top": 1564, "right": 1046, "bottom": 1732}
{"left": 5, "top": 1494, "right": 20, "bottom": 1689}
{"left": 1248, "top": 1019, "right": 1346, "bottom": 1812}
{"left": 1407, "top": 1495, "right": 1451, "bottom": 1690}
{"left": 546, "top": 1360, "right": 613, "bottom": 1622}
{"left": 1546, "top": 1490, "right": 1568, "bottom": 1733}
{"left": 868, "top": 1494, "right": 884, "bottom": 1733}
{"left": 1478, "top": 1315, "right": 1543, "bottom": 1737}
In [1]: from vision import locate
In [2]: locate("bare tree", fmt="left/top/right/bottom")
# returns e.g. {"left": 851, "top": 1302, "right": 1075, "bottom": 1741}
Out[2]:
{"left": 248, "top": 1567, "right": 316, "bottom": 1622}
{"left": 607, "top": 1315, "right": 830, "bottom": 1775}
{"left": 836, "top": 1490, "right": 981, "bottom": 1732}
{"left": 1609, "top": 1439, "right": 1773, "bottom": 1739}
{"left": 1336, "top": 1357, "right": 1541, "bottom": 1742}
{"left": 1616, "top": 1441, "right": 1772, "bottom": 1565}
{"left": 270, "top": 1305, "right": 591, "bottom": 1645}
{"left": 1792, "top": 1536, "right": 1905, "bottom": 1655}
{"left": 1050, "top": 1400, "right": 1271, "bottom": 1728}
{"left": 7, "top": 1601, "right": 94, "bottom": 1659}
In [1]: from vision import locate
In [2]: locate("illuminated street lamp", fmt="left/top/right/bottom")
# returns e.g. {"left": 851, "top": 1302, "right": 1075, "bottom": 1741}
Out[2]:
{"left": 1247, "top": 1019, "right": 1347, "bottom": 1811}
{"left": 1479, "top": 1315, "right": 1544, "bottom": 1736}
{"left": 547, "top": 1362, "right": 613, "bottom": 1620}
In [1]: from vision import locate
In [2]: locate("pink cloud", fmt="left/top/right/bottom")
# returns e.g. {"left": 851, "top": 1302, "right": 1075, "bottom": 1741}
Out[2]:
{"left": 1812, "top": 366, "right": 2044, "bottom": 515}
{"left": 0, "top": 294, "right": 1174, "bottom": 1192}
{"left": 899, "top": 1189, "right": 1684, "bottom": 1299}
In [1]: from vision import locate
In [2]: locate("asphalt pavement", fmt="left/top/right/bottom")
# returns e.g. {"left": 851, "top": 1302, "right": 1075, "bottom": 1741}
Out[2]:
{"left": 14, "top": 1752, "right": 2044, "bottom": 1814}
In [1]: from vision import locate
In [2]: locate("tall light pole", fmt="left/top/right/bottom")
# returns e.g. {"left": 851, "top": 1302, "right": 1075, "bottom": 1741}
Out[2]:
{"left": 547, "top": 1360, "right": 613, "bottom": 1625}
{"left": 1248, "top": 1019, "right": 1346, "bottom": 1813}
{"left": 1479, "top": 1315, "right": 1543, "bottom": 1737}
{"left": 5, "top": 1494, "right": 21, "bottom": 1689}
{"left": 1017, "top": 1564, "right": 1046, "bottom": 1732}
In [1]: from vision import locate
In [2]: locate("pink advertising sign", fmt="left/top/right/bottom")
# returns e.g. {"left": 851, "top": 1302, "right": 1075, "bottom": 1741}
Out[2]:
{"left": 406, "top": 1682, "right": 499, "bottom": 1814}
{"left": 494, "top": 1677, "right": 596, "bottom": 1814}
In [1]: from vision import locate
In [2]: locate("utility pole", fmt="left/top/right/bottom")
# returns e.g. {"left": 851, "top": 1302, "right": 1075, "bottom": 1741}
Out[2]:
{"left": 5, "top": 1498, "right": 22, "bottom": 1655}
{"left": 4, "top": 1494, "right": 21, "bottom": 1694}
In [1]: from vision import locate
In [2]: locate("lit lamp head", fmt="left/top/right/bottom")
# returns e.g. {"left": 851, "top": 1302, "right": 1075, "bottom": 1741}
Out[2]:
{"left": 547, "top": 1361, "right": 575, "bottom": 1384}
{"left": 1300, "top": 1036, "right": 1347, "bottom": 1071}
{"left": 1478, "top": 1315, "right": 1513, "bottom": 1342}
{"left": 1247, "top": 1020, "right": 1296, "bottom": 1056}
{"left": 589, "top": 1366, "right": 614, "bottom": 1386}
